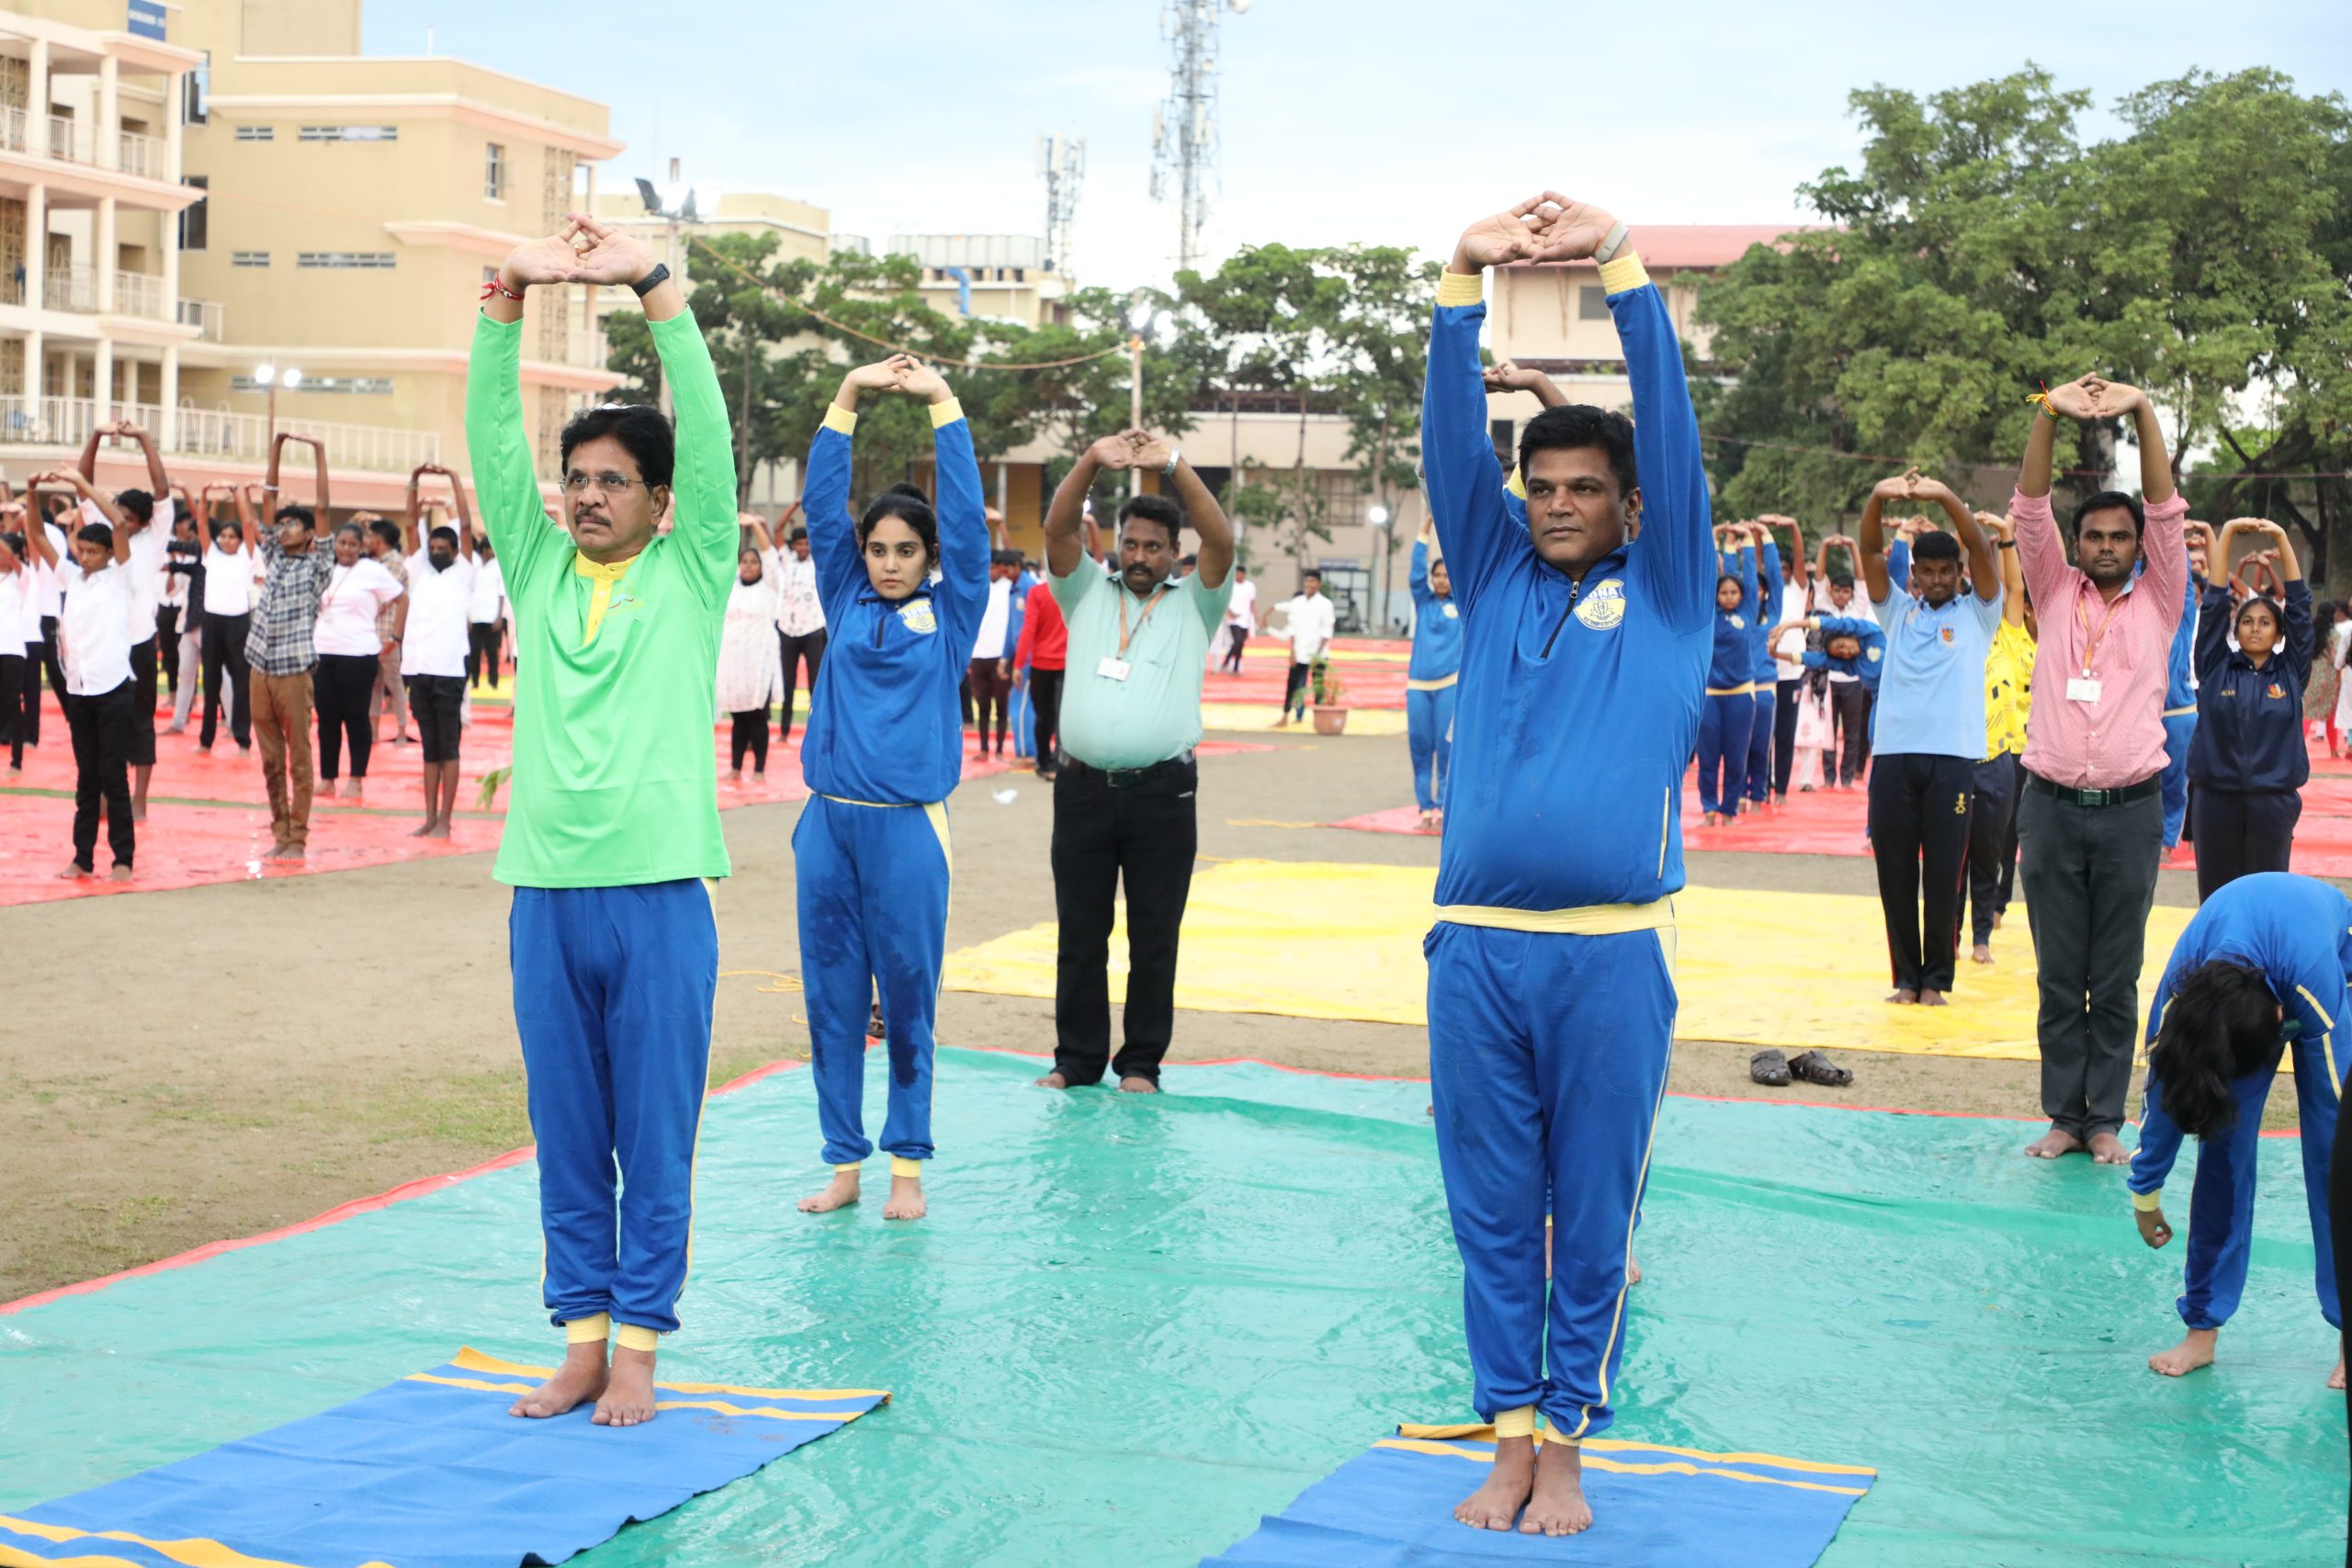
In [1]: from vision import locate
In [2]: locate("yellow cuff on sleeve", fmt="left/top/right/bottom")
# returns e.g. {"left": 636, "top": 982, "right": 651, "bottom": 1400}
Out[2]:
{"left": 563, "top": 1313, "right": 611, "bottom": 1344}
{"left": 1493, "top": 1405, "right": 1539, "bottom": 1439}
{"left": 929, "top": 397, "right": 965, "bottom": 429}
{"left": 2132, "top": 1189, "right": 2162, "bottom": 1213}
{"left": 822, "top": 403, "right": 858, "bottom": 435}
{"left": 1436, "top": 270, "right": 1486, "bottom": 308}
{"left": 890, "top": 1156, "right": 923, "bottom": 1179}
{"left": 614, "top": 1322, "right": 661, "bottom": 1353}
{"left": 1596, "top": 253, "right": 1649, "bottom": 296}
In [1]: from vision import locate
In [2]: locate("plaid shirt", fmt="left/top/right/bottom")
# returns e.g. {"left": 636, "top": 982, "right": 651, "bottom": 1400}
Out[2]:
{"left": 244, "top": 532, "right": 337, "bottom": 676}
{"left": 375, "top": 550, "right": 408, "bottom": 639}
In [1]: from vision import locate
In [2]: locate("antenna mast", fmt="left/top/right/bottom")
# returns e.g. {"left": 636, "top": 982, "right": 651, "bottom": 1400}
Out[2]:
{"left": 1038, "top": 133, "right": 1086, "bottom": 277}
{"left": 1149, "top": 0, "right": 1248, "bottom": 274}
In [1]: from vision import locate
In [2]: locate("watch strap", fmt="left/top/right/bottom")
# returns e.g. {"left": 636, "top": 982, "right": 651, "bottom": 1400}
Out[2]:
{"left": 628, "top": 263, "right": 672, "bottom": 299}
{"left": 1592, "top": 220, "right": 1630, "bottom": 265}
{"left": 1161, "top": 446, "right": 1182, "bottom": 477}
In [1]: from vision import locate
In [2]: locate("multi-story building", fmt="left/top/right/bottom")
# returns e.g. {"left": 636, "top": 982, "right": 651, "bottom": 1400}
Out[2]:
{"left": 0, "top": 0, "right": 622, "bottom": 513}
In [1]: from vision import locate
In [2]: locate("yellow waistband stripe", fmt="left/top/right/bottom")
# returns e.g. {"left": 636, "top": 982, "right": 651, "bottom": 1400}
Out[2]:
{"left": 1434, "top": 897, "right": 1675, "bottom": 936}
{"left": 889, "top": 1156, "right": 923, "bottom": 1179}
{"left": 1436, "top": 270, "right": 1485, "bottom": 307}
{"left": 1405, "top": 673, "right": 1459, "bottom": 692}
{"left": 1706, "top": 682, "right": 1758, "bottom": 697}
{"left": 564, "top": 1312, "right": 611, "bottom": 1344}
{"left": 822, "top": 403, "right": 858, "bottom": 435}
{"left": 820, "top": 793, "right": 944, "bottom": 811}
{"left": 2163, "top": 704, "right": 2198, "bottom": 718}
{"left": 1597, "top": 253, "right": 1650, "bottom": 295}
{"left": 1492, "top": 1404, "right": 1539, "bottom": 1439}
{"left": 929, "top": 397, "right": 965, "bottom": 428}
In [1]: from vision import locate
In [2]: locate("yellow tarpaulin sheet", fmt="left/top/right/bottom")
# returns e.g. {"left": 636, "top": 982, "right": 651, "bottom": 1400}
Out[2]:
{"left": 942, "top": 858, "right": 2200, "bottom": 1062}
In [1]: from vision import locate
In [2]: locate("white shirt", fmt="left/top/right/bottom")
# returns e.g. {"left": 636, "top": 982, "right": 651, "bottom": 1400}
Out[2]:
{"left": 39, "top": 522, "right": 68, "bottom": 617}
{"left": 0, "top": 567, "right": 34, "bottom": 646}
{"left": 468, "top": 556, "right": 506, "bottom": 623}
{"left": 971, "top": 577, "right": 1013, "bottom": 660}
{"left": 1225, "top": 579, "right": 1258, "bottom": 632}
{"left": 401, "top": 550, "right": 475, "bottom": 678}
{"left": 82, "top": 497, "right": 173, "bottom": 633}
{"left": 314, "top": 558, "right": 404, "bottom": 658}
{"left": 57, "top": 558, "right": 137, "bottom": 694}
{"left": 1272, "top": 591, "right": 1336, "bottom": 662}
{"left": 201, "top": 543, "right": 254, "bottom": 616}
{"left": 1770, "top": 582, "right": 1809, "bottom": 680}
{"left": 776, "top": 550, "right": 824, "bottom": 637}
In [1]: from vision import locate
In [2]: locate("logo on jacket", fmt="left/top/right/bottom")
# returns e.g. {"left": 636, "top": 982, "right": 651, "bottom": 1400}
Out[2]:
{"left": 1728, "top": 614, "right": 1746, "bottom": 630}
{"left": 1443, "top": 603, "right": 1459, "bottom": 619}
{"left": 1939, "top": 626, "right": 1954, "bottom": 644}
{"left": 2267, "top": 682, "right": 2285, "bottom": 700}
{"left": 898, "top": 598, "right": 938, "bottom": 635}
{"left": 1867, "top": 647, "right": 1883, "bottom": 662}
{"left": 1574, "top": 577, "right": 1626, "bottom": 631}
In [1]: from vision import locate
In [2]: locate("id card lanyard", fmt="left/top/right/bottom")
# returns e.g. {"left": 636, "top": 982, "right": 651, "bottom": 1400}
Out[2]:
{"left": 1100, "top": 585, "right": 1167, "bottom": 682}
{"left": 2069, "top": 589, "right": 2124, "bottom": 705}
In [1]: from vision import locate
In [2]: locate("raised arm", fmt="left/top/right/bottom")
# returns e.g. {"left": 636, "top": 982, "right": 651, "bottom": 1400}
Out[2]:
{"left": 891, "top": 359, "right": 991, "bottom": 645}
{"left": 1979, "top": 512, "right": 2026, "bottom": 626}
{"left": 121, "top": 421, "right": 169, "bottom": 496}
{"left": 1483, "top": 359, "right": 1567, "bottom": 411}
{"left": 805, "top": 355, "right": 920, "bottom": 612}
{"left": 1754, "top": 522, "right": 1782, "bottom": 618}
{"left": 1911, "top": 477, "right": 1997, "bottom": 603}
{"left": 401, "top": 466, "right": 426, "bottom": 557}
{"left": 1043, "top": 434, "right": 1134, "bottom": 585}
{"left": 1769, "top": 514, "right": 1806, "bottom": 591}
{"left": 1858, "top": 473, "right": 1905, "bottom": 605}
{"left": 1132, "top": 429, "right": 1231, "bottom": 591}
{"left": 1409, "top": 532, "right": 1432, "bottom": 605}
{"left": 18, "top": 482, "right": 57, "bottom": 569}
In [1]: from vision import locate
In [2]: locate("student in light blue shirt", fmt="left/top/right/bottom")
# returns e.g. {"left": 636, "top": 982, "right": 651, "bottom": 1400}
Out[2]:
{"left": 1860, "top": 470, "right": 2001, "bottom": 1007}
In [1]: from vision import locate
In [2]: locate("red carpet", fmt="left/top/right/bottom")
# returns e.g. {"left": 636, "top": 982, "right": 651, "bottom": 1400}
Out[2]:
{"left": 1205, "top": 637, "right": 1412, "bottom": 711}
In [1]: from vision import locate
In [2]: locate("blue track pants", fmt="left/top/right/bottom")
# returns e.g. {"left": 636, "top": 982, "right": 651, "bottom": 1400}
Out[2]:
{"left": 1408, "top": 683, "right": 1457, "bottom": 813}
{"left": 1426, "top": 919, "right": 1677, "bottom": 1439}
{"left": 1696, "top": 692, "right": 1753, "bottom": 817}
{"left": 1744, "top": 686, "right": 1774, "bottom": 804}
{"left": 511, "top": 879, "right": 718, "bottom": 1337}
{"left": 794, "top": 794, "right": 951, "bottom": 1167}
{"left": 2162, "top": 709, "right": 2197, "bottom": 849}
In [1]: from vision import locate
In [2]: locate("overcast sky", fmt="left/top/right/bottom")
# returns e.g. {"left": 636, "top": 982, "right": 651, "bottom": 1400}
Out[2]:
{"left": 365, "top": 0, "right": 2350, "bottom": 291}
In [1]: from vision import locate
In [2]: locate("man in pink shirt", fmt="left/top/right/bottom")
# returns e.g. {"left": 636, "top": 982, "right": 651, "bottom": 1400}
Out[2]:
{"left": 2012, "top": 373, "right": 2187, "bottom": 1166}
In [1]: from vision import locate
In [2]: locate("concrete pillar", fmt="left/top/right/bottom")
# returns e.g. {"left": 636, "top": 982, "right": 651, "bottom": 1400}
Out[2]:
{"left": 21, "top": 328, "right": 41, "bottom": 422}
{"left": 164, "top": 69, "right": 183, "bottom": 183}
{"left": 96, "top": 196, "right": 115, "bottom": 314}
{"left": 95, "top": 337, "right": 113, "bottom": 416}
{"left": 96, "top": 55, "right": 118, "bottom": 171}
{"left": 23, "top": 182, "right": 43, "bottom": 310}
{"left": 26, "top": 38, "right": 46, "bottom": 158}
{"left": 160, "top": 343, "right": 177, "bottom": 448}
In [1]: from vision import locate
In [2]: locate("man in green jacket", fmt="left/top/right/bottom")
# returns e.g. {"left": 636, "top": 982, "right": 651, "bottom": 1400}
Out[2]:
{"left": 467, "top": 214, "right": 735, "bottom": 1427}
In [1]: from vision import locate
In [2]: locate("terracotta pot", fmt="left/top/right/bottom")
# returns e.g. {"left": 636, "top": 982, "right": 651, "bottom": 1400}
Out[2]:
{"left": 1311, "top": 706, "right": 1349, "bottom": 736}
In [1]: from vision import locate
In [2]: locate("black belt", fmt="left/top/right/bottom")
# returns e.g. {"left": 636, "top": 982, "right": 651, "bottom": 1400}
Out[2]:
{"left": 1061, "top": 750, "right": 1195, "bottom": 788}
{"left": 2023, "top": 770, "right": 2161, "bottom": 808}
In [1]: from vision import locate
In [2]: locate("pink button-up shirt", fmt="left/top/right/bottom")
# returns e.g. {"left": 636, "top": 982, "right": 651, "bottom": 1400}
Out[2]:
{"left": 2014, "top": 488, "right": 2188, "bottom": 790}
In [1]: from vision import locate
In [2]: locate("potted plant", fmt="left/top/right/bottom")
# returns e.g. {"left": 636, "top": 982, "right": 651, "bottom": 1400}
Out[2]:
{"left": 1311, "top": 663, "right": 1349, "bottom": 735}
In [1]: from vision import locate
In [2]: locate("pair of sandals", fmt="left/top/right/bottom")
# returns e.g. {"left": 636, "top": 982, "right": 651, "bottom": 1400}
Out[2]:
{"left": 1749, "top": 1049, "right": 1852, "bottom": 1088}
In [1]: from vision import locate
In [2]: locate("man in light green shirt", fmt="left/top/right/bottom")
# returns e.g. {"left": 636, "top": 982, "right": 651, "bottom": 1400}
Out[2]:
{"left": 1035, "top": 430, "right": 1234, "bottom": 1095}
{"left": 467, "top": 214, "right": 735, "bottom": 1431}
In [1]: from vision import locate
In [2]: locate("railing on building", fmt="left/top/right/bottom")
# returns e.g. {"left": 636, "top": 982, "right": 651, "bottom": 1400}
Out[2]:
{"left": 44, "top": 266, "right": 96, "bottom": 313}
{"left": 0, "top": 397, "right": 440, "bottom": 472}
{"left": 0, "top": 105, "right": 28, "bottom": 155}
{"left": 112, "top": 272, "right": 169, "bottom": 320}
{"left": 176, "top": 299, "right": 225, "bottom": 341}
{"left": 45, "top": 114, "right": 85, "bottom": 164}
{"left": 116, "top": 130, "right": 160, "bottom": 179}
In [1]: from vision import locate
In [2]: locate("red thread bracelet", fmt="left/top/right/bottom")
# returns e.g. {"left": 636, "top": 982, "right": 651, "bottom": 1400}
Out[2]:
{"left": 480, "top": 276, "right": 524, "bottom": 303}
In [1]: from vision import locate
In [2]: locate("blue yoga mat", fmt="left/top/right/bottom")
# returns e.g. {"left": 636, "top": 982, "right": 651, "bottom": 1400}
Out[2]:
{"left": 1201, "top": 1425, "right": 1876, "bottom": 1566}
{"left": 0, "top": 1348, "right": 887, "bottom": 1568}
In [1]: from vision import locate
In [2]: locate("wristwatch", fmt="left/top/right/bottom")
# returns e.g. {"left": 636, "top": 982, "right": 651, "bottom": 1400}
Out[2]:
{"left": 1996, "top": 540, "right": 2018, "bottom": 550}
{"left": 1593, "top": 220, "right": 1630, "bottom": 265}
{"left": 1161, "top": 446, "right": 1182, "bottom": 477}
{"left": 628, "top": 264, "right": 671, "bottom": 299}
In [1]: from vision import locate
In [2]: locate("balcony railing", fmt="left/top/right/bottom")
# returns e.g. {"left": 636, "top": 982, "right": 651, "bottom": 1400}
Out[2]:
{"left": 44, "top": 265, "right": 95, "bottom": 313}
{"left": 46, "top": 114, "right": 85, "bottom": 164}
{"left": 111, "top": 272, "right": 171, "bottom": 320}
{"left": 0, "top": 397, "right": 441, "bottom": 473}
{"left": 116, "top": 130, "right": 160, "bottom": 179}
{"left": 176, "top": 298, "right": 225, "bottom": 341}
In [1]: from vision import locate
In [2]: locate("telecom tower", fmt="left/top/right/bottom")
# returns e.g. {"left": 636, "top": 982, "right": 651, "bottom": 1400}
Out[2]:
{"left": 1149, "top": 0, "right": 1250, "bottom": 274}
{"left": 1039, "top": 133, "right": 1086, "bottom": 277}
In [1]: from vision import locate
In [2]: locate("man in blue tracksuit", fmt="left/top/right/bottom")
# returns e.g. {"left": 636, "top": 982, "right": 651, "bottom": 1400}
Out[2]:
{"left": 2129, "top": 873, "right": 2349, "bottom": 1387}
{"left": 1741, "top": 525, "right": 1783, "bottom": 807}
{"left": 1408, "top": 520, "right": 1463, "bottom": 826}
{"left": 1420, "top": 196, "right": 1713, "bottom": 1540}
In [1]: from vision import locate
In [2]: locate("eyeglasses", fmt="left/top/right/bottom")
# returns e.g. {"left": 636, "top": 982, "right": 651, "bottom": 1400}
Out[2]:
{"left": 563, "top": 471, "right": 644, "bottom": 494}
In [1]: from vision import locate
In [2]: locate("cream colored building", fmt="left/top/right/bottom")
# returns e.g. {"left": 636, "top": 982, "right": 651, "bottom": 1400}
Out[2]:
{"left": 0, "top": 0, "right": 622, "bottom": 514}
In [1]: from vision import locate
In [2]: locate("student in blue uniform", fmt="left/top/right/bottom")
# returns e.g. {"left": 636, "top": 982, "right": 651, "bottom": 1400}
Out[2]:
{"left": 1741, "top": 521, "right": 1784, "bottom": 809}
{"left": 794, "top": 354, "right": 987, "bottom": 1224}
{"left": 1697, "top": 525, "right": 1758, "bottom": 827}
{"left": 2188, "top": 518, "right": 2312, "bottom": 899}
{"left": 2131, "top": 872, "right": 2348, "bottom": 1389}
{"left": 1408, "top": 517, "right": 1463, "bottom": 829}
{"left": 1420, "top": 195, "right": 1713, "bottom": 1540}
{"left": 2161, "top": 534, "right": 2201, "bottom": 853}
{"left": 1770, "top": 612, "right": 1886, "bottom": 690}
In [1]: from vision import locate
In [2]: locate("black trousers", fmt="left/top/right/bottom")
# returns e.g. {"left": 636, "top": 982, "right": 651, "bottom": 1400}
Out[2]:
{"left": 1220, "top": 623, "right": 1247, "bottom": 674}
{"left": 314, "top": 652, "right": 380, "bottom": 780}
{"left": 1051, "top": 757, "right": 1199, "bottom": 1085}
{"left": 0, "top": 651, "right": 23, "bottom": 768}
{"left": 779, "top": 628, "right": 826, "bottom": 736}
{"left": 405, "top": 674, "right": 465, "bottom": 763}
{"left": 64, "top": 680, "right": 135, "bottom": 870}
{"left": 1030, "top": 668, "right": 1065, "bottom": 771}
{"left": 468, "top": 621, "right": 503, "bottom": 688}
{"left": 2018, "top": 781, "right": 2164, "bottom": 1141}
{"left": 1867, "top": 753, "right": 1974, "bottom": 993}
{"left": 2191, "top": 789, "right": 2301, "bottom": 901}
{"left": 1962, "top": 750, "right": 2023, "bottom": 944}
{"left": 1831, "top": 680, "right": 1872, "bottom": 785}
{"left": 199, "top": 611, "right": 251, "bottom": 749}
{"left": 27, "top": 615, "right": 62, "bottom": 746}
{"left": 967, "top": 657, "right": 1010, "bottom": 750}
{"left": 157, "top": 606, "right": 182, "bottom": 693}
{"left": 729, "top": 709, "right": 769, "bottom": 773}
{"left": 126, "top": 635, "right": 157, "bottom": 768}
{"left": 1771, "top": 677, "right": 1803, "bottom": 795}
{"left": 1283, "top": 660, "right": 1312, "bottom": 718}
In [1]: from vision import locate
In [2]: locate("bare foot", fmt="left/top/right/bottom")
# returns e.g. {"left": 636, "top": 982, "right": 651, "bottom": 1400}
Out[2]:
{"left": 1453, "top": 1433, "right": 1534, "bottom": 1530}
{"left": 55, "top": 862, "right": 91, "bottom": 880}
{"left": 348, "top": 783, "right": 364, "bottom": 803}
{"left": 1521, "top": 1439, "right": 1593, "bottom": 1537}
{"left": 1035, "top": 1071, "right": 1070, "bottom": 1089}
{"left": 799, "top": 1169, "right": 861, "bottom": 1213}
{"left": 107, "top": 863, "right": 132, "bottom": 882}
{"left": 1627, "top": 1248, "right": 1643, "bottom": 1286}
{"left": 130, "top": 801, "right": 146, "bottom": 822}
{"left": 319, "top": 780, "right": 338, "bottom": 798}
{"left": 1702, "top": 811, "right": 1721, "bottom": 828}
{"left": 424, "top": 822, "right": 452, "bottom": 840}
{"left": 2024, "top": 1126, "right": 2086, "bottom": 1159}
{"left": 1972, "top": 943, "right": 1993, "bottom": 964}
{"left": 409, "top": 818, "right": 438, "bottom": 838}
{"left": 1917, "top": 988, "right": 1947, "bottom": 1008}
{"left": 885, "top": 1170, "right": 926, "bottom": 1220}
{"left": 509, "top": 1340, "right": 606, "bottom": 1417}
{"left": 1992, "top": 910, "right": 2004, "bottom": 931}
{"left": 266, "top": 845, "right": 304, "bottom": 863}
{"left": 1118, "top": 1075, "right": 1159, "bottom": 1093}
{"left": 2148, "top": 1327, "right": 2218, "bottom": 1378}
{"left": 2331, "top": 1354, "right": 2345, "bottom": 1391}
{"left": 2087, "top": 1131, "right": 2132, "bottom": 1166}
{"left": 594, "top": 1345, "right": 658, "bottom": 1427}
{"left": 1887, "top": 988, "right": 1918, "bottom": 1005}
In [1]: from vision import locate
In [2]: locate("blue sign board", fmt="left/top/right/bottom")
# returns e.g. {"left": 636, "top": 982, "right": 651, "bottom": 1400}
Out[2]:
{"left": 128, "top": 1, "right": 167, "bottom": 40}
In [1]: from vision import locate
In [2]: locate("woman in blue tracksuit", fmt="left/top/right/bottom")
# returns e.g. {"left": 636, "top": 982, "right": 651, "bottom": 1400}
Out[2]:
{"left": 2188, "top": 518, "right": 2312, "bottom": 901}
{"left": 2131, "top": 872, "right": 2349, "bottom": 1388}
{"left": 1408, "top": 519, "right": 1464, "bottom": 829}
{"left": 1697, "top": 525, "right": 1758, "bottom": 825}
{"left": 794, "top": 354, "right": 988, "bottom": 1223}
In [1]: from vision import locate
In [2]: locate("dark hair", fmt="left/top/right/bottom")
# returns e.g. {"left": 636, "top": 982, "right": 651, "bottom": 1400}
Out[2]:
{"left": 1118, "top": 493, "right": 1183, "bottom": 547}
{"left": 1829, "top": 572, "right": 1855, "bottom": 592}
{"left": 560, "top": 402, "right": 675, "bottom": 490}
{"left": 1303, "top": 569, "right": 1324, "bottom": 583}
{"left": 428, "top": 525, "right": 459, "bottom": 550}
{"left": 334, "top": 522, "right": 364, "bottom": 546}
{"left": 991, "top": 548, "right": 1023, "bottom": 569}
{"left": 0, "top": 530, "right": 23, "bottom": 558}
{"left": 858, "top": 487, "right": 938, "bottom": 566}
{"left": 2150, "top": 959, "right": 2279, "bottom": 1138}
{"left": 788, "top": 526, "right": 808, "bottom": 545}
{"left": 114, "top": 488, "right": 154, "bottom": 525}
{"left": 369, "top": 519, "right": 402, "bottom": 550}
{"left": 77, "top": 521, "right": 114, "bottom": 551}
{"left": 2234, "top": 595, "right": 2282, "bottom": 637}
{"left": 1519, "top": 404, "right": 1638, "bottom": 500}
{"left": 1911, "top": 531, "right": 1962, "bottom": 565}
{"left": 275, "top": 503, "right": 314, "bottom": 532}
{"left": 1826, "top": 631, "right": 1862, "bottom": 656}
{"left": 214, "top": 518, "right": 242, "bottom": 541}
{"left": 1716, "top": 571, "right": 1744, "bottom": 596}
{"left": 2072, "top": 490, "right": 2145, "bottom": 540}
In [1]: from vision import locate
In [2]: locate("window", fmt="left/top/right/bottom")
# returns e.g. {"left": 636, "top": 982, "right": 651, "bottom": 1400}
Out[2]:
{"left": 235, "top": 125, "right": 274, "bottom": 141}
{"left": 484, "top": 142, "right": 505, "bottom": 201}
{"left": 299, "top": 125, "right": 397, "bottom": 142}
{"left": 183, "top": 52, "right": 209, "bottom": 125}
{"left": 232, "top": 251, "right": 269, "bottom": 268}
{"left": 1578, "top": 285, "right": 1610, "bottom": 321}
{"left": 297, "top": 252, "right": 396, "bottom": 269}
{"left": 231, "top": 375, "right": 392, "bottom": 395}
{"left": 178, "top": 175, "right": 208, "bottom": 251}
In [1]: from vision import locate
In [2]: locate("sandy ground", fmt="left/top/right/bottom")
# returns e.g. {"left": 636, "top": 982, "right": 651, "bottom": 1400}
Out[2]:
{"left": 0, "top": 728, "right": 2247, "bottom": 1303}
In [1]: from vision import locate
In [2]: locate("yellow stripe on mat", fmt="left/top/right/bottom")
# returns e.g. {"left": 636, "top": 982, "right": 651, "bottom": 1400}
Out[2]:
{"left": 448, "top": 1346, "right": 888, "bottom": 1400}
{"left": 943, "top": 860, "right": 2199, "bottom": 1062}
{"left": 1372, "top": 1439, "right": 1871, "bottom": 1497}
{"left": 1395, "top": 1424, "right": 1877, "bottom": 1475}
{"left": 1200, "top": 702, "right": 1406, "bottom": 737}
{"left": 0, "top": 1515, "right": 394, "bottom": 1568}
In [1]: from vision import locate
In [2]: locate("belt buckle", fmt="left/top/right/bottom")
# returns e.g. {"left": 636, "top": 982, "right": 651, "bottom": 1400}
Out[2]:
{"left": 1106, "top": 766, "right": 1140, "bottom": 789}
{"left": 2083, "top": 787, "right": 2111, "bottom": 807}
